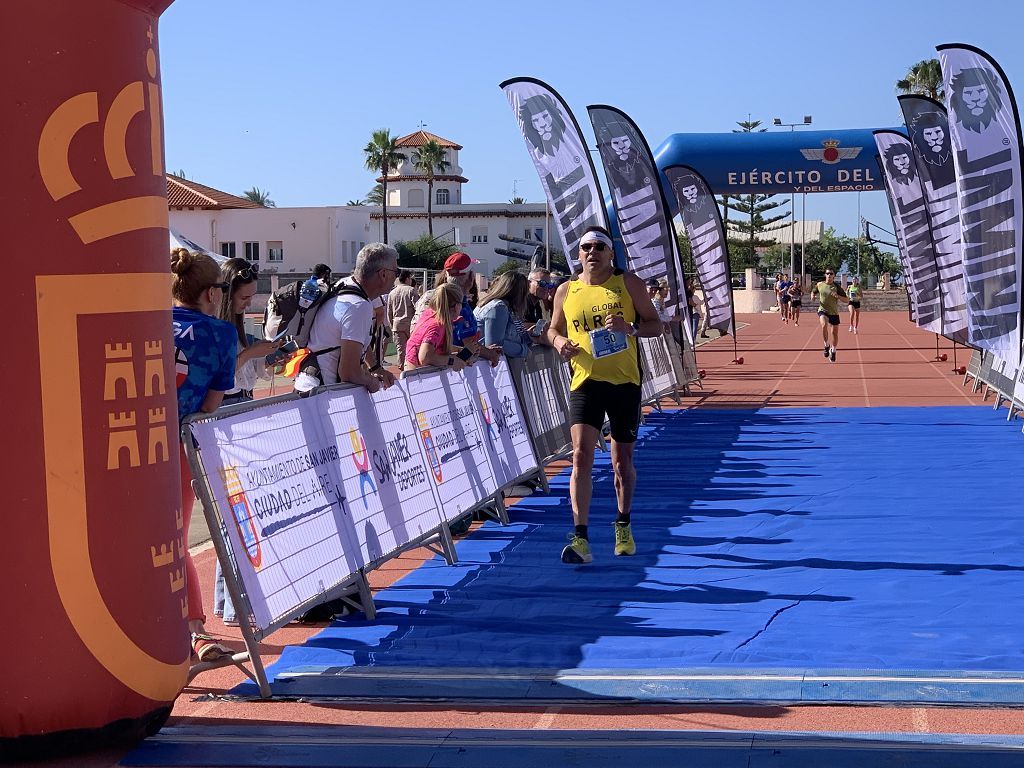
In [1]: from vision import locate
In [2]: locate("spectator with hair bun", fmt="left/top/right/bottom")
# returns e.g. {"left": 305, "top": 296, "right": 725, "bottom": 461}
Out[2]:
{"left": 171, "top": 247, "right": 237, "bottom": 662}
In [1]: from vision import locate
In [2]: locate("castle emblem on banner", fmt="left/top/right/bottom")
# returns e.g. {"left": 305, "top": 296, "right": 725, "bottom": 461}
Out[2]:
{"left": 220, "top": 466, "right": 262, "bottom": 569}
{"left": 348, "top": 428, "right": 377, "bottom": 507}
{"left": 800, "top": 139, "right": 863, "bottom": 165}
{"left": 416, "top": 412, "right": 444, "bottom": 484}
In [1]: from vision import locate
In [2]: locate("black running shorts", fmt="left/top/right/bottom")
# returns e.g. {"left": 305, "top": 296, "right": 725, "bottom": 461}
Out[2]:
{"left": 568, "top": 379, "right": 642, "bottom": 443}
{"left": 790, "top": 300, "right": 802, "bottom": 307}
{"left": 817, "top": 310, "right": 840, "bottom": 325}
{"left": 849, "top": 300, "right": 861, "bottom": 309}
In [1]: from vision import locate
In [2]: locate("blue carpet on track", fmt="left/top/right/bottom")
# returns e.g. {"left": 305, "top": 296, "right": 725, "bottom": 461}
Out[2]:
{"left": 236, "top": 406, "right": 1024, "bottom": 701}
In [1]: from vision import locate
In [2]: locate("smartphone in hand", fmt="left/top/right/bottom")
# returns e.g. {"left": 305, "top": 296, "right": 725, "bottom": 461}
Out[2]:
{"left": 266, "top": 339, "right": 299, "bottom": 366}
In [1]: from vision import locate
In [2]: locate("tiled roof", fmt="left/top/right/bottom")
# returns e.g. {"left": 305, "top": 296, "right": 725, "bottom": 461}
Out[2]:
{"left": 394, "top": 130, "right": 462, "bottom": 150}
{"left": 166, "top": 175, "right": 263, "bottom": 209}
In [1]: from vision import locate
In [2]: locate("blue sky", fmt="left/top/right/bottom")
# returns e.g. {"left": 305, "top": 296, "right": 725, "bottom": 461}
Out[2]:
{"left": 160, "top": 0, "right": 1024, "bottom": 243}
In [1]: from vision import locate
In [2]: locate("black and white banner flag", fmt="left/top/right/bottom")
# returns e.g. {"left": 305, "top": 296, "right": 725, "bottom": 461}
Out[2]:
{"left": 876, "top": 154, "right": 919, "bottom": 325}
{"left": 898, "top": 96, "right": 970, "bottom": 344}
{"left": 500, "top": 78, "right": 608, "bottom": 273}
{"left": 873, "top": 130, "right": 943, "bottom": 334}
{"left": 938, "top": 44, "right": 1023, "bottom": 368}
{"left": 587, "top": 105, "right": 692, "bottom": 340}
{"left": 663, "top": 165, "right": 735, "bottom": 337}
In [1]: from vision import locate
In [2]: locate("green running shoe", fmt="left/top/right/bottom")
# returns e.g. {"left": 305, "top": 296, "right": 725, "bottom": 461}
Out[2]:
{"left": 561, "top": 534, "right": 593, "bottom": 564}
{"left": 614, "top": 522, "right": 636, "bottom": 556}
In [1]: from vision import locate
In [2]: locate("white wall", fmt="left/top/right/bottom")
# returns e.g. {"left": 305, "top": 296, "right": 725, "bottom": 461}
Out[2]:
{"left": 169, "top": 205, "right": 373, "bottom": 277}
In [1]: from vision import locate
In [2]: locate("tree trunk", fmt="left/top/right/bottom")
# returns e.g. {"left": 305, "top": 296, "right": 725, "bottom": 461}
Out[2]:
{"left": 382, "top": 173, "right": 389, "bottom": 244}
{"left": 427, "top": 176, "right": 434, "bottom": 238}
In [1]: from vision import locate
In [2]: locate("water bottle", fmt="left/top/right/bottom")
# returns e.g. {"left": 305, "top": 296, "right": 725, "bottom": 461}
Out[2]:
{"left": 298, "top": 277, "right": 321, "bottom": 309}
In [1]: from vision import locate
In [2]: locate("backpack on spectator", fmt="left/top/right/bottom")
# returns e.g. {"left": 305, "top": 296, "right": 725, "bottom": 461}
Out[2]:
{"left": 263, "top": 281, "right": 304, "bottom": 340}
{"left": 281, "top": 281, "right": 370, "bottom": 383}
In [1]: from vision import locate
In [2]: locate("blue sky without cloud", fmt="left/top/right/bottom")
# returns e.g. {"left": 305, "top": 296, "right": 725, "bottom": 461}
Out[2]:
{"left": 159, "top": 0, "right": 1024, "bottom": 246}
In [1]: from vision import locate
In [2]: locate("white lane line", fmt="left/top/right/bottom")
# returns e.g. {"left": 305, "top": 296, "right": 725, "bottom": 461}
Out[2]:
{"left": 533, "top": 705, "right": 562, "bottom": 729}
{"left": 884, "top": 319, "right": 976, "bottom": 404}
{"left": 912, "top": 708, "right": 930, "bottom": 733}
{"left": 854, "top": 326, "right": 871, "bottom": 408}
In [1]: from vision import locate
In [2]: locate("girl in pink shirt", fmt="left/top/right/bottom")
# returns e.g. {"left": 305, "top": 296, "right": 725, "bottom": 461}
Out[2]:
{"left": 405, "top": 283, "right": 467, "bottom": 370}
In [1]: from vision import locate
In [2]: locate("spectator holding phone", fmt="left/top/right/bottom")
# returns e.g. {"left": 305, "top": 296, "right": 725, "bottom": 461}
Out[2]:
{"left": 474, "top": 271, "right": 531, "bottom": 360}
{"left": 405, "top": 283, "right": 471, "bottom": 371}
{"left": 216, "top": 258, "right": 283, "bottom": 407}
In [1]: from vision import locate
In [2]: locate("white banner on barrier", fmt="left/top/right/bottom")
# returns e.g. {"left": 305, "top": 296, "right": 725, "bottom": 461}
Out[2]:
{"left": 640, "top": 335, "right": 677, "bottom": 403}
{"left": 404, "top": 367, "right": 499, "bottom": 523}
{"left": 463, "top": 359, "right": 539, "bottom": 488}
{"left": 190, "top": 397, "right": 361, "bottom": 630}
{"left": 315, "top": 384, "right": 445, "bottom": 568}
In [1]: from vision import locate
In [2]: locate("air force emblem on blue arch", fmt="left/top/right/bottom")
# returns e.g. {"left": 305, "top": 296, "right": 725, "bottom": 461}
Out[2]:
{"left": 800, "top": 139, "right": 863, "bottom": 165}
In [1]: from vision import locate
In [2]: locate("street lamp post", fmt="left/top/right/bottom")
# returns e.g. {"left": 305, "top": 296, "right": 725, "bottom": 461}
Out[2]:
{"left": 773, "top": 116, "right": 812, "bottom": 281}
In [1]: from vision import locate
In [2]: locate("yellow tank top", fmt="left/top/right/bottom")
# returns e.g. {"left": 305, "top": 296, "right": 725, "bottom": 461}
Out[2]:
{"left": 562, "top": 271, "right": 640, "bottom": 390}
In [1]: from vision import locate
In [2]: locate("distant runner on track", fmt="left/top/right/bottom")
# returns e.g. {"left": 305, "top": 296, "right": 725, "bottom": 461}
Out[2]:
{"left": 813, "top": 269, "right": 849, "bottom": 363}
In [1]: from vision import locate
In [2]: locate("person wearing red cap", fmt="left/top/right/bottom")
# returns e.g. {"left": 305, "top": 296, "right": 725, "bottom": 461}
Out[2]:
{"left": 414, "top": 252, "right": 500, "bottom": 365}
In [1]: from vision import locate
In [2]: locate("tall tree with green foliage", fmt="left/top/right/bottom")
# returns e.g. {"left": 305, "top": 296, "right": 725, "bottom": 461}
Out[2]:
{"left": 364, "top": 183, "right": 385, "bottom": 206}
{"left": 796, "top": 227, "right": 901, "bottom": 279}
{"left": 393, "top": 233, "right": 456, "bottom": 270}
{"left": 242, "top": 186, "right": 275, "bottom": 207}
{"left": 896, "top": 59, "right": 944, "bottom": 101}
{"left": 719, "top": 119, "right": 789, "bottom": 270}
{"left": 363, "top": 129, "right": 406, "bottom": 244}
{"left": 411, "top": 139, "right": 451, "bottom": 238}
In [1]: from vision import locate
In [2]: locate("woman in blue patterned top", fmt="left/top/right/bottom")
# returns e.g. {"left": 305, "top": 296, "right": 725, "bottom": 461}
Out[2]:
{"left": 171, "top": 248, "right": 237, "bottom": 662}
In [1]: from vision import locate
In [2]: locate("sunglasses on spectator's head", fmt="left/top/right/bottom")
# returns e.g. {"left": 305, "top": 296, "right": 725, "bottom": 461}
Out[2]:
{"left": 238, "top": 263, "right": 259, "bottom": 280}
{"left": 580, "top": 242, "right": 608, "bottom": 253}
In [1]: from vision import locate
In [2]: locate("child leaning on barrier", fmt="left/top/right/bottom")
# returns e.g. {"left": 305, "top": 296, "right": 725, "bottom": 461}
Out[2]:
{"left": 405, "top": 283, "right": 470, "bottom": 371}
{"left": 171, "top": 247, "right": 237, "bottom": 663}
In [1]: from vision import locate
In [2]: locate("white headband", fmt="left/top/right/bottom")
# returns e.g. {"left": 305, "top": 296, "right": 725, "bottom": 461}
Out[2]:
{"left": 579, "top": 231, "right": 613, "bottom": 248}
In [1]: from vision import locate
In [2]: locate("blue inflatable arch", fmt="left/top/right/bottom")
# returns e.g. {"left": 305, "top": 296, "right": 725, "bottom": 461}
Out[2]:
{"left": 653, "top": 127, "right": 900, "bottom": 217}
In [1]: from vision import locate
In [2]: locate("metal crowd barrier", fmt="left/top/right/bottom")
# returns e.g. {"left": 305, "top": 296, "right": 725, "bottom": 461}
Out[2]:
{"left": 182, "top": 339, "right": 695, "bottom": 697}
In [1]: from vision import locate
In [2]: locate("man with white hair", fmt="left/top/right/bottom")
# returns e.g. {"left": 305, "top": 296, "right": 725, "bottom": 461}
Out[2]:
{"left": 545, "top": 225, "right": 663, "bottom": 564}
{"left": 294, "top": 243, "right": 398, "bottom": 393}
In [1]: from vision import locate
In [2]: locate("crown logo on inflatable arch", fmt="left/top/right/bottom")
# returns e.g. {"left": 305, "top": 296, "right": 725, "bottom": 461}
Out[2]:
{"left": 37, "top": 29, "right": 166, "bottom": 245}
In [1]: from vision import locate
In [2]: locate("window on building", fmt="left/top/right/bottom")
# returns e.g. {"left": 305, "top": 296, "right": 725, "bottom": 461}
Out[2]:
{"left": 408, "top": 189, "right": 424, "bottom": 208}
{"left": 219, "top": 242, "right": 236, "bottom": 259}
{"left": 471, "top": 225, "right": 488, "bottom": 244}
{"left": 436, "top": 188, "right": 450, "bottom": 205}
{"left": 388, "top": 189, "right": 401, "bottom": 207}
{"left": 267, "top": 241, "right": 284, "bottom": 262}
{"left": 244, "top": 241, "right": 260, "bottom": 261}
{"left": 525, "top": 227, "right": 544, "bottom": 242}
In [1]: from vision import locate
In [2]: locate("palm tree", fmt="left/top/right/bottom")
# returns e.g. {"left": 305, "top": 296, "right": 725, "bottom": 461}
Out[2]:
{"left": 509, "top": 196, "right": 526, "bottom": 204}
{"left": 365, "top": 183, "right": 385, "bottom": 205}
{"left": 363, "top": 129, "right": 406, "bottom": 244}
{"left": 242, "top": 186, "right": 275, "bottom": 207}
{"left": 896, "top": 59, "right": 944, "bottom": 101}
{"left": 346, "top": 199, "right": 365, "bottom": 206}
{"left": 411, "top": 139, "right": 451, "bottom": 238}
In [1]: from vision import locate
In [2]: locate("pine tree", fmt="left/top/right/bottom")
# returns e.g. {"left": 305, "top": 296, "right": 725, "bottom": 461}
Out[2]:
{"left": 722, "top": 118, "right": 789, "bottom": 268}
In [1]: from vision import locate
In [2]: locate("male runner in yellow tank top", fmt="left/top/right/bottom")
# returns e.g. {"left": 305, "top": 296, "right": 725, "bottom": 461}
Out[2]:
{"left": 545, "top": 226, "right": 664, "bottom": 564}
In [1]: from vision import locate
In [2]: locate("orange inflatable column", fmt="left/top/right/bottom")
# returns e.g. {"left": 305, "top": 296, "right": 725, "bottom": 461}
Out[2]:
{"left": 0, "top": 0, "right": 188, "bottom": 755}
